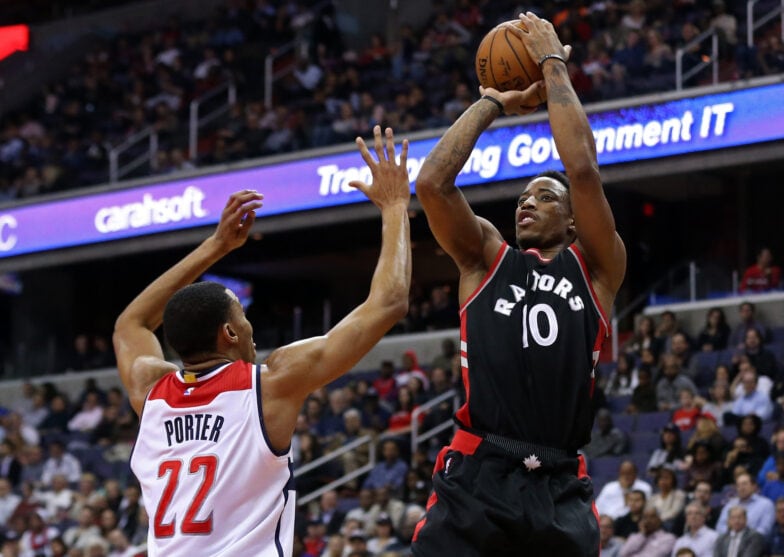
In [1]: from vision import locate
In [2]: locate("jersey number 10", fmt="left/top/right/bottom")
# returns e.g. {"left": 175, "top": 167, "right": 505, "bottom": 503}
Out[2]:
{"left": 154, "top": 455, "right": 218, "bottom": 537}
{"left": 521, "top": 303, "right": 559, "bottom": 348}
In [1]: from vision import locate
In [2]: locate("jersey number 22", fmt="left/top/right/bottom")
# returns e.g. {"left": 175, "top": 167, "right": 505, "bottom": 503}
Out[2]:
{"left": 154, "top": 455, "right": 217, "bottom": 537}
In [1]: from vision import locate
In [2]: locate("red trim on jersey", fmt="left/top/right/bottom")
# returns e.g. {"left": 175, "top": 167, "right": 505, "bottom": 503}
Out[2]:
{"left": 523, "top": 247, "right": 552, "bottom": 263}
{"left": 590, "top": 321, "right": 608, "bottom": 398}
{"left": 454, "top": 315, "right": 472, "bottom": 428}
{"left": 413, "top": 429, "right": 483, "bottom": 542}
{"left": 459, "top": 243, "right": 508, "bottom": 314}
{"left": 148, "top": 361, "right": 252, "bottom": 408}
{"left": 577, "top": 455, "right": 601, "bottom": 554}
{"left": 567, "top": 244, "right": 609, "bottom": 331}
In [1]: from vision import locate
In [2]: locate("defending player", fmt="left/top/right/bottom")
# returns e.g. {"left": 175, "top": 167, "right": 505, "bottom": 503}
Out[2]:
{"left": 410, "top": 13, "right": 626, "bottom": 557}
{"left": 113, "top": 126, "right": 411, "bottom": 556}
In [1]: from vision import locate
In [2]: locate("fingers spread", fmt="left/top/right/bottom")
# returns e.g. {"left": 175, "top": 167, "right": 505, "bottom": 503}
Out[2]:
{"left": 355, "top": 136, "right": 375, "bottom": 167}
{"left": 399, "top": 139, "right": 409, "bottom": 167}
{"left": 373, "top": 125, "right": 385, "bottom": 162}
{"left": 347, "top": 181, "right": 369, "bottom": 195}
{"left": 384, "top": 127, "right": 396, "bottom": 163}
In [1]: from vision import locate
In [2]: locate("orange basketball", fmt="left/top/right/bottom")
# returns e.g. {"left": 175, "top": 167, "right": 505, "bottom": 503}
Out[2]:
{"left": 475, "top": 20, "right": 545, "bottom": 103}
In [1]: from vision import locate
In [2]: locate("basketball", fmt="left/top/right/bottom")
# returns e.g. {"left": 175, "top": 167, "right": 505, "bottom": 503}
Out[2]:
{"left": 475, "top": 20, "right": 545, "bottom": 102}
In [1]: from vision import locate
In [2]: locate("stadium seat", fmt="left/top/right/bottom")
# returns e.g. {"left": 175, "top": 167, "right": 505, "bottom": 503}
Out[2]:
{"left": 630, "top": 431, "right": 661, "bottom": 454}
{"left": 611, "top": 412, "right": 636, "bottom": 433}
{"left": 635, "top": 411, "right": 672, "bottom": 433}
{"left": 607, "top": 395, "right": 632, "bottom": 414}
{"left": 588, "top": 455, "right": 625, "bottom": 486}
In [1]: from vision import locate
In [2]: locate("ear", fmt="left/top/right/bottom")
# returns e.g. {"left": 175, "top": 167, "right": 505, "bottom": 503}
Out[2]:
{"left": 222, "top": 323, "right": 239, "bottom": 344}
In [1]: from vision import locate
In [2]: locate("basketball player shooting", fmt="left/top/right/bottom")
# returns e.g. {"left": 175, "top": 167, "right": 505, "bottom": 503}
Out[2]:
{"left": 113, "top": 126, "right": 411, "bottom": 556}
{"left": 410, "top": 12, "right": 626, "bottom": 557}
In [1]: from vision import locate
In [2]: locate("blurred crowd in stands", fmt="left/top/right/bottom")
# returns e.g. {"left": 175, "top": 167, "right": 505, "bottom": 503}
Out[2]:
{"left": 1, "top": 0, "right": 784, "bottom": 555}
{"left": 1, "top": 0, "right": 784, "bottom": 200}
{"left": 1, "top": 294, "right": 784, "bottom": 555}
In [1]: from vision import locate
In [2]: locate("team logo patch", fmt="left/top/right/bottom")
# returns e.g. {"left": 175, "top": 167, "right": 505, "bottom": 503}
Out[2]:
{"left": 523, "top": 454, "right": 542, "bottom": 471}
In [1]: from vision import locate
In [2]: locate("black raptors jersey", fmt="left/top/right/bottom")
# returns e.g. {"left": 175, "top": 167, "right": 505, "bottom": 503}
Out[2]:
{"left": 456, "top": 242, "right": 608, "bottom": 452}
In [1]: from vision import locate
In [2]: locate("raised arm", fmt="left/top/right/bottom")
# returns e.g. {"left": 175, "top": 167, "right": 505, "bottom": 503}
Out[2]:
{"left": 264, "top": 126, "right": 411, "bottom": 402}
{"left": 510, "top": 13, "right": 626, "bottom": 308}
{"left": 113, "top": 190, "right": 263, "bottom": 415}
{"left": 415, "top": 83, "right": 544, "bottom": 283}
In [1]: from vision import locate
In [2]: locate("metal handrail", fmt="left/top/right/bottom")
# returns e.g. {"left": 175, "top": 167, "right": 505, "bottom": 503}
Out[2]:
{"left": 188, "top": 80, "right": 237, "bottom": 161}
{"left": 262, "top": 0, "right": 333, "bottom": 109}
{"left": 108, "top": 126, "right": 158, "bottom": 183}
{"left": 294, "top": 433, "right": 377, "bottom": 506}
{"left": 410, "top": 389, "right": 459, "bottom": 461}
{"left": 264, "top": 42, "right": 299, "bottom": 109}
{"left": 747, "top": 0, "right": 784, "bottom": 47}
{"left": 610, "top": 261, "right": 698, "bottom": 360}
{"left": 675, "top": 28, "right": 719, "bottom": 90}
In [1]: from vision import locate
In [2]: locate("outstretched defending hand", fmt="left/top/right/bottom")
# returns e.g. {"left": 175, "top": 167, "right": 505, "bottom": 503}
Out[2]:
{"left": 350, "top": 125, "right": 410, "bottom": 209}
{"left": 212, "top": 189, "right": 264, "bottom": 252}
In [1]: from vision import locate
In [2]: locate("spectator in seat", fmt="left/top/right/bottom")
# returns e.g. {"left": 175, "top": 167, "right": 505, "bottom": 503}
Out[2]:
{"left": 618, "top": 506, "right": 675, "bottom": 557}
{"left": 648, "top": 465, "right": 686, "bottom": 528}
{"left": 624, "top": 315, "right": 661, "bottom": 362}
{"left": 368, "top": 485, "right": 405, "bottom": 531}
{"left": 671, "top": 501, "right": 718, "bottom": 557}
{"left": 373, "top": 360, "right": 398, "bottom": 403}
{"left": 584, "top": 408, "right": 629, "bottom": 458}
{"left": 740, "top": 247, "right": 781, "bottom": 293}
{"left": 314, "top": 490, "right": 345, "bottom": 537}
{"left": 0, "top": 439, "right": 22, "bottom": 488}
{"left": 700, "top": 381, "right": 734, "bottom": 427}
{"left": 613, "top": 489, "right": 647, "bottom": 539}
{"left": 714, "top": 505, "right": 767, "bottom": 557}
{"left": 346, "top": 488, "right": 375, "bottom": 537}
{"left": 761, "top": 452, "right": 784, "bottom": 502}
{"left": 716, "top": 472, "right": 775, "bottom": 537}
{"left": 731, "top": 370, "right": 774, "bottom": 421}
{"left": 670, "top": 332, "right": 700, "bottom": 381}
{"left": 41, "top": 440, "right": 81, "bottom": 487}
{"left": 363, "top": 439, "right": 408, "bottom": 496}
{"left": 769, "top": 496, "right": 784, "bottom": 557}
{"left": 600, "top": 513, "right": 624, "bottom": 557}
{"left": 596, "top": 460, "right": 653, "bottom": 519}
{"left": 729, "top": 302, "right": 770, "bottom": 349}
{"left": 655, "top": 311, "right": 687, "bottom": 355}
{"left": 696, "top": 308, "right": 730, "bottom": 352}
{"left": 757, "top": 427, "right": 784, "bottom": 489}
{"left": 0, "top": 478, "right": 20, "bottom": 526}
{"left": 430, "top": 338, "right": 457, "bottom": 373}
{"left": 656, "top": 355, "right": 698, "bottom": 412}
{"left": 733, "top": 328, "right": 779, "bottom": 380}
{"left": 605, "top": 353, "right": 639, "bottom": 397}
{"left": 673, "top": 389, "right": 701, "bottom": 432}
{"left": 687, "top": 414, "right": 727, "bottom": 462}
{"left": 683, "top": 441, "right": 723, "bottom": 492}
{"left": 627, "top": 365, "right": 658, "bottom": 414}
{"left": 647, "top": 423, "right": 686, "bottom": 478}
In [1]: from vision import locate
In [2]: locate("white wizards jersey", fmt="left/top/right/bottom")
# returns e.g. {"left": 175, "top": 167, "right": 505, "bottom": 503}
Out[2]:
{"left": 130, "top": 361, "right": 295, "bottom": 556}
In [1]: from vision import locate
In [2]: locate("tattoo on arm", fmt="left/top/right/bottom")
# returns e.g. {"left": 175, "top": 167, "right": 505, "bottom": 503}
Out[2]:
{"left": 543, "top": 64, "right": 576, "bottom": 106}
{"left": 424, "top": 101, "right": 498, "bottom": 190}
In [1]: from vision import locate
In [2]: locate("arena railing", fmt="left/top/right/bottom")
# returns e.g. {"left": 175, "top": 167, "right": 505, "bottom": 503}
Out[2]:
{"left": 107, "top": 126, "right": 158, "bottom": 183}
{"left": 410, "top": 389, "right": 460, "bottom": 460}
{"left": 294, "top": 433, "right": 378, "bottom": 507}
{"left": 188, "top": 80, "right": 237, "bottom": 162}
{"left": 675, "top": 28, "right": 720, "bottom": 91}
{"left": 747, "top": 0, "right": 784, "bottom": 47}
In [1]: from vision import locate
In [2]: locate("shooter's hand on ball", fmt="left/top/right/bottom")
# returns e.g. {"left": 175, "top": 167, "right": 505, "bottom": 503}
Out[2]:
{"left": 503, "top": 12, "right": 573, "bottom": 71}
{"left": 479, "top": 82, "right": 545, "bottom": 116}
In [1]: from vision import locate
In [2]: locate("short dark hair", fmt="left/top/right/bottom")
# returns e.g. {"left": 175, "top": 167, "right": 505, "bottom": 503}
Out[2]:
{"left": 163, "top": 282, "right": 233, "bottom": 360}
{"left": 531, "top": 170, "right": 570, "bottom": 190}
